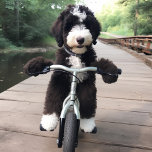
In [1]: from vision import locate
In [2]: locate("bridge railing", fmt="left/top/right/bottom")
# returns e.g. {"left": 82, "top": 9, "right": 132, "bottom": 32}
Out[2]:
{"left": 99, "top": 36, "right": 152, "bottom": 55}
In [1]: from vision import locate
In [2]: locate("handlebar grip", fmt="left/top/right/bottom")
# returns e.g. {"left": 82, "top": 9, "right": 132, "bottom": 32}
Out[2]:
{"left": 41, "top": 66, "right": 50, "bottom": 74}
{"left": 97, "top": 67, "right": 122, "bottom": 76}
{"left": 28, "top": 66, "right": 50, "bottom": 76}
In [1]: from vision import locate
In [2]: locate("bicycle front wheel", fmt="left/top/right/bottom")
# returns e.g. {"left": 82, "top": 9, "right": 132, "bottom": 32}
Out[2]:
{"left": 63, "top": 111, "right": 77, "bottom": 152}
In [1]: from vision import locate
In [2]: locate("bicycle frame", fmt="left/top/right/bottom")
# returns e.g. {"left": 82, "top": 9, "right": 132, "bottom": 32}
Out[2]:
{"left": 58, "top": 71, "right": 80, "bottom": 148}
{"left": 51, "top": 65, "right": 97, "bottom": 120}
{"left": 60, "top": 71, "right": 80, "bottom": 120}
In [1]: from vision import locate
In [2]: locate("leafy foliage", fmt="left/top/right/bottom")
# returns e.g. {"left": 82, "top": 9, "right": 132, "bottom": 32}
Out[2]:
{"left": 0, "top": 0, "right": 77, "bottom": 48}
{"left": 0, "top": 35, "right": 11, "bottom": 49}
{"left": 96, "top": 0, "right": 152, "bottom": 36}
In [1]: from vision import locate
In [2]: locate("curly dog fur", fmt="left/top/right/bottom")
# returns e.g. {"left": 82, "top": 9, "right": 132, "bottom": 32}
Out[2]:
{"left": 24, "top": 5, "right": 119, "bottom": 132}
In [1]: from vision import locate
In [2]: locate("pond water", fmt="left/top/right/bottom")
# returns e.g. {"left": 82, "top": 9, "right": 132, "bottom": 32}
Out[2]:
{"left": 0, "top": 51, "right": 55, "bottom": 93}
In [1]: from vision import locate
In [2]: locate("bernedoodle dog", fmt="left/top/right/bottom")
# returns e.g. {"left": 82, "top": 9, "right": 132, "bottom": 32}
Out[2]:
{"left": 24, "top": 5, "right": 120, "bottom": 133}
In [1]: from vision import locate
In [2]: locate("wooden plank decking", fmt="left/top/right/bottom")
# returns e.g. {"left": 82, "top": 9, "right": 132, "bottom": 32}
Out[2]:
{"left": 0, "top": 41, "right": 152, "bottom": 152}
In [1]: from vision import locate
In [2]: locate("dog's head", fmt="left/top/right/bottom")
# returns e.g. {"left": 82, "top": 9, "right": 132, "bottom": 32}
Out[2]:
{"left": 52, "top": 5, "right": 101, "bottom": 54}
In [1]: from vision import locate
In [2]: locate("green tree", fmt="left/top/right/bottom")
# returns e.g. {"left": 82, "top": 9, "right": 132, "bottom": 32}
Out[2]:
{"left": 97, "top": 0, "right": 152, "bottom": 36}
{"left": 96, "top": 2, "right": 132, "bottom": 36}
{"left": 137, "top": 0, "right": 152, "bottom": 34}
{"left": 0, "top": 0, "right": 78, "bottom": 47}
{"left": 118, "top": 0, "right": 152, "bottom": 35}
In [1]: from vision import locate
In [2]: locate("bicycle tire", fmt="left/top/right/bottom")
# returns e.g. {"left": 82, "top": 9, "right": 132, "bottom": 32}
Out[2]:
{"left": 63, "top": 111, "right": 77, "bottom": 152}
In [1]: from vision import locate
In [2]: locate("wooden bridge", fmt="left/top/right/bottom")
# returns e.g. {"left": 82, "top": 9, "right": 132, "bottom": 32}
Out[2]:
{"left": 100, "top": 35, "right": 152, "bottom": 55}
{"left": 0, "top": 41, "right": 152, "bottom": 152}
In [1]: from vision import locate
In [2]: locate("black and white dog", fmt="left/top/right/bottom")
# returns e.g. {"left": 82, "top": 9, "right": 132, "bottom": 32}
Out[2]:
{"left": 24, "top": 5, "right": 119, "bottom": 133}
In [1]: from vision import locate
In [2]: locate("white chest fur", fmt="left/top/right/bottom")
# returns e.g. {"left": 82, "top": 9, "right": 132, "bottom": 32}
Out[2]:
{"left": 67, "top": 56, "right": 88, "bottom": 82}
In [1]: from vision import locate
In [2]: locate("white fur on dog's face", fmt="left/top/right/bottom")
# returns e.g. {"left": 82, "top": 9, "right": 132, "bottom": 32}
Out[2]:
{"left": 66, "top": 24, "right": 93, "bottom": 54}
{"left": 71, "top": 5, "right": 87, "bottom": 22}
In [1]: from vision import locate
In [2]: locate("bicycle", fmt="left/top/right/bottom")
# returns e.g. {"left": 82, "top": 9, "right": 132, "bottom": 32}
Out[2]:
{"left": 29, "top": 64, "right": 121, "bottom": 152}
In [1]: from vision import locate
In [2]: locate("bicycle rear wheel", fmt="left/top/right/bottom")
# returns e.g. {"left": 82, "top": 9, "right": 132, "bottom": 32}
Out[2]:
{"left": 63, "top": 111, "right": 77, "bottom": 152}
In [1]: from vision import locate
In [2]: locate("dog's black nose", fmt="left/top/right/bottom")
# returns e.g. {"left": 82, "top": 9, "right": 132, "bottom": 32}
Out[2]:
{"left": 76, "top": 37, "right": 84, "bottom": 44}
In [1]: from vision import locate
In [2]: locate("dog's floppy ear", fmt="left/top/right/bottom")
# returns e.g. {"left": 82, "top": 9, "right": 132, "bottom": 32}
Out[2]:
{"left": 85, "top": 15, "right": 101, "bottom": 45}
{"left": 92, "top": 18, "right": 101, "bottom": 45}
{"left": 51, "top": 15, "right": 64, "bottom": 47}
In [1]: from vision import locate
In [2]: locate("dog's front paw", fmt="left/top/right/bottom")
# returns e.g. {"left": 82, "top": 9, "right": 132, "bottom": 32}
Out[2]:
{"left": 101, "top": 65, "right": 119, "bottom": 84}
{"left": 23, "top": 56, "right": 53, "bottom": 76}
{"left": 94, "top": 58, "right": 119, "bottom": 84}
{"left": 102, "top": 74, "right": 118, "bottom": 84}
{"left": 102, "top": 64, "right": 119, "bottom": 84}
{"left": 80, "top": 117, "right": 97, "bottom": 133}
{"left": 40, "top": 113, "right": 58, "bottom": 131}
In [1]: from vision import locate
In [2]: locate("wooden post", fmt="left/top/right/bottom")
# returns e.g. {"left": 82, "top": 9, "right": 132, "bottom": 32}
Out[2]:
{"left": 126, "top": 39, "right": 128, "bottom": 48}
{"left": 132, "top": 39, "right": 135, "bottom": 50}
{"left": 121, "top": 39, "right": 124, "bottom": 47}
{"left": 144, "top": 39, "right": 151, "bottom": 54}
{"left": 136, "top": 39, "right": 140, "bottom": 52}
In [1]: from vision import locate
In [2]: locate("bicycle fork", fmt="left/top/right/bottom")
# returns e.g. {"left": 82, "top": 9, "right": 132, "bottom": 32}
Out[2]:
{"left": 57, "top": 71, "right": 80, "bottom": 148}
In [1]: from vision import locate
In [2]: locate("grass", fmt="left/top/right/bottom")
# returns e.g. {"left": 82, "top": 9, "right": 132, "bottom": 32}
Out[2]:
{"left": 100, "top": 33, "right": 115, "bottom": 39}
{"left": 110, "top": 31, "right": 133, "bottom": 36}
{"left": 107, "top": 25, "right": 134, "bottom": 37}
{"left": 0, "top": 35, "right": 57, "bottom": 53}
{"left": 42, "top": 36, "right": 57, "bottom": 47}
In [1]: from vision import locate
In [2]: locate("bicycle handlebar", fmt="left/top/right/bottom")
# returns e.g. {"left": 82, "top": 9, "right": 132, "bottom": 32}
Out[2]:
{"left": 28, "top": 65, "right": 122, "bottom": 77}
{"left": 50, "top": 65, "right": 97, "bottom": 73}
